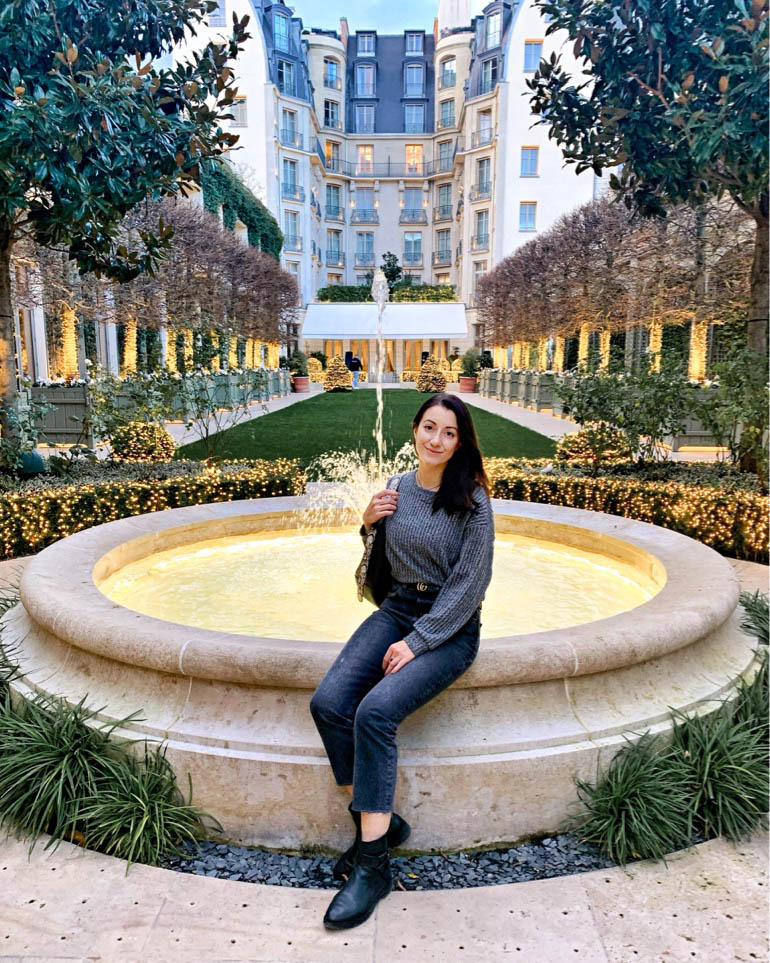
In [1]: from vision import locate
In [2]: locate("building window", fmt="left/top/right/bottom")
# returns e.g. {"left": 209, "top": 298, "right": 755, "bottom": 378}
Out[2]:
{"left": 285, "top": 261, "right": 301, "bottom": 304}
{"left": 327, "top": 229, "right": 342, "bottom": 253}
{"left": 436, "top": 273, "right": 450, "bottom": 284}
{"left": 283, "top": 210, "right": 299, "bottom": 247}
{"left": 356, "top": 63, "right": 375, "bottom": 97}
{"left": 436, "top": 229, "right": 451, "bottom": 256}
{"left": 405, "top": 144, "right": 423, "bottom": 174}
{"left": 485, "top": 11, "right": 502, "bottom": 48}
{"left": 277, "top": 60, "right": 295, "bottom": 95}
{"left": 405, "top": 103, "right": 424, "bottom": 133}
{"left": 519, "top": 201, "right": 537, "bottom": 231}
{"left": 521, "top": 146, "right": 539, "bottom": 176}
{"left": 475, "top": 209, "right": 489, "bottom": 242}
{"left": 357, "top": 144, "right": 374, "bottom": 175}
{"left": 477, "top": 156, "right": 491, "bottom": 190}
{"left": 274, "top": 13, "right": 290, "bottom": 52}
{"left": 405, "top": 63, "right": 424, "bottom": 97}
{"left": 325, "top": 140, "right": 340, "bottom": 171}
{"left": 356, "top": 104, "right": 375, "bottom": 133}
{"left": 282, "top": 158, "right": 297, "bottom": 187}
{"left": 405, "top": 32, "right": 423, "bottom": 53}
{"left": 327, "top": 274, "right": 342, "bottom": 286}
{"left": 324, "top": 100, "right": 340, "bottom": 129}
{"left": 473, "top": 260, "right": 487, "bottom": 290}
{"left": 208, "top": 0, "right": 226, "bottom": 27}
{"left": 356, "top": 275, "right": 370, "bottom": 286}
{"left": 358, "top": 33, "right": 375, "bottom": 55}
{"left": 438, "top": 140, "right": 453, "bottom": 172}
{"left": 324, "top": 58, "right": 341, "bottom": 89}
{"left": 437, "top": 182, "right": 452, "bottom": 215}
{"left": 326, "top": 183, "right": 341, "bottom": 214}
{"left": 439, "top": 99, "right": 455, "bottom": 128}
{"left": 524, "top": 41, "right": 543, "bottom": 72}
{"left": 355, "top": 187, "right": 374, "bottom": 218}
{"left": 356, "top": 232, "right": 374, "bottom": 259}
{"left": 480, "top": 58, "right": 498, "bottom": 94}
{"left": 404, "top": 232, "right": 422, "bottom": 263}
{"left": 230, "top": 96, "right": 247, "bottom": 127}
{"left": 439, "top": 56, "right": 456, "bottom": 88}
{"left": 403, "top": 186, "right": 422, "bottom": 216}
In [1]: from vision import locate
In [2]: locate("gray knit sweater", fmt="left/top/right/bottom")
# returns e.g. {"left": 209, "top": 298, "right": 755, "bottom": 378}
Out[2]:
{"left": 362, "top": 470, "right": 495, "bottom": 657}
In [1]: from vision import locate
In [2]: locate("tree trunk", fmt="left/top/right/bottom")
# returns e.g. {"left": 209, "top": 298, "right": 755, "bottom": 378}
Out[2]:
{"left": 0, "top": 239, "right": 19, "bottom": 440}
{"left": 748, "top": 198, "right": 769, "bottom": 357}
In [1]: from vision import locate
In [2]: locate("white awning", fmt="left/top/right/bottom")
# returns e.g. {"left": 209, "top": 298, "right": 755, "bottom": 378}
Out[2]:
{"left": 301, "top": 302, "right": 468, "bottom": 340}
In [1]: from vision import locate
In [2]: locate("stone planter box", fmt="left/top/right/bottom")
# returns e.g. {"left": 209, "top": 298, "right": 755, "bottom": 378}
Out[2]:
{"left": 533, "top": 372, "right": 556, "bottom": 412}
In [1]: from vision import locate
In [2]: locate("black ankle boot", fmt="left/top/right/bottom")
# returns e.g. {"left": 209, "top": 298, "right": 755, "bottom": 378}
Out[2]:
{"left": 323, "top": 832, "right": 392, "bottom": 930}
{"left": 332, "top": 803, "right": 411, "bottom": 880}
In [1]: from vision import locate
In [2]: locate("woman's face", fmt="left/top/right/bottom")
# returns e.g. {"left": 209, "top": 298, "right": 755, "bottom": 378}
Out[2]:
{"left": 413, "top": 404, "right": 461, "bottom": 469}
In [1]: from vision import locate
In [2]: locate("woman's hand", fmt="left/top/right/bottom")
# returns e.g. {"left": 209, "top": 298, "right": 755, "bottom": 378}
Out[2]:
{"left": 382, "top": 640, "right": 415, "bottom": 675}
{"left": 362, "top": 488, "right": 400, "bottom": 532}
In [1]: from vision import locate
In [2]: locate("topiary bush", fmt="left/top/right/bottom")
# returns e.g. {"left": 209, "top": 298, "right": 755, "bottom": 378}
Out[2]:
{"left": 417, "top": 356, "right": 447, "bottom": 393}
{"left": 110, "top": 422, "right": 176, "bottom": 463}
{"left": 323, "top": 356, "right": 353, "bottom": 392}
{"left": 555, "top": 422, "right": 633, "bottom": 475}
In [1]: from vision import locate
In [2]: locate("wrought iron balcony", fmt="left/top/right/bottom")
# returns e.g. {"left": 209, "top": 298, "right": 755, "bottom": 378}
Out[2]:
{"left": 325, "top": 205, "right": 344, "bottom": 222}
{"left": 324, "top": 73, "right": 342, "bottom": 90}
{"left": 351, "top": 208, "right": 379, "bottom": 224}
{"left": 283, "top": 234, "right": 302, "bottom": 252}
{"left": 432, "top": 250, "right": 452, "bottom": 266}
{"left": 399, "top": 209, "right": 428, "bottom": 224}
{"left": 355, "top": 251, "right": 375, "bottom": 267}
{"left": 325, "top": 250, "right": 345, "bottom": 267}
{"left": 469, "top": 181, "right": 492, "bottom": 202}
{"left": 355, "top": 83, "right": 376, "bottom": 97}
{"left": 403, "top": 250, "right": 423, "bottom": 265}
{"left": 471, "top": 233, "right": 490, "bottom": 251}
{"left": 325, "top": 157, "right": 342, "bottom": 172}
{"left": 471, "top": 128, "right": 495, "bottom": 148}
{"left": 323, "top": 118, "right": 343, "bottom": 131}
{"left": 281, "top": 183, "right": 305, "bottom": 201}
{"left": 433, "top": 205, "right": 453, "bottom": 222}
{"left": 438, "top": 73, "right": 456, "bottom": 90}
{"left": 436, "top": 115, "right": 455, "bottom": 130}
{"left": 279, "top": 128, "right": 304, "bottom": 149}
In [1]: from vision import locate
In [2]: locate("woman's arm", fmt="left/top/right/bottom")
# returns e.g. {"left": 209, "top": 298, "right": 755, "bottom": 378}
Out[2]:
{"left": 402, "top": 492, "right": 495, "bottom": 657}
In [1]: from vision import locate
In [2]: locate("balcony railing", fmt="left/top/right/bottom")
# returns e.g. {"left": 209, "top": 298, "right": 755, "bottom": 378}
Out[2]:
{"left": 433, "top": 204, "right": 453, "bottom": 222}
{"left": 471, "top": 233, "right": 490, "bottom": 251}
{"left": 471, "top": 128, "right": 494, "bottom": 148}
{"left": 355, "top": 83, "right": 376, "bottom": 97}
{"left": 470, "top": 181, "right": 492, "bottom": 202}
{"left": 326, "top": 250, "right": 345, "bottom": 267}
{"left": 324, "top": 73, "right": 342, "bottom": 90}
{"left": 279, "top": 128, "right": 304, "bottom": 149}
{"left": 404, "top": 83, "right": 425, "bottom": 97}
{"left": 355, "top": 251, "right": 375, "bottom": 266}
{"left": 320, "top": 160, "right": 452, "bottom": 178}
{"left": 351, "top": 208, "right": 379, "bottom": 224}
{"left": 404, "top": 123, "right": 425, "bottom": 134}
{"left": 437, "top": 115, "right": 455, "bottom": 130}
{"left": 325, "top": 157, "right": 342, "bottom": 172}
{"left": 432, "top": 250, "right": 452, "bottom": 266}
{"left": 436, "top": 154, "right": 453, "bottom": 173}
{"left": 283, "top": 234, "right": 302, "bottom": 252}
{"left": 403, "top": 250, "right": 423, "bottom": 265}
{"left": 323, "top": 118, "right": 343, "bottom": 131}
{"left": 438, "top": 73, "right": 456, "bottom": 90}
{"left": 399, "top": 209, "right": 428, "bottom": 224}
{"left": 325, "top": 205, "right": 344, "bottom": 222}
{"left": 479, "top": 78, "right": 496, "bottom": 95}
{"left": 281, "top": 182, "right": 305, "bottom": 201}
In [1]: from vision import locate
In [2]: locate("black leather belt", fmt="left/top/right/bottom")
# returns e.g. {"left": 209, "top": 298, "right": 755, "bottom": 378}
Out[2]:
{"left": 394, "top": 579, "right": 441, "bottom": 594}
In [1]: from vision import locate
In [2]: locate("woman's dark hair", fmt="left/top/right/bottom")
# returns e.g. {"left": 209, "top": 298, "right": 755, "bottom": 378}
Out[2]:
{"left": 412, "top": 393, "right": 490, "bottom": 517}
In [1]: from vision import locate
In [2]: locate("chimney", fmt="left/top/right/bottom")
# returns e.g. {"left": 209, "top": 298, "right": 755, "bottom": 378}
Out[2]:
{"left": 340, "top": 17, "right": 349, "bottom": 46}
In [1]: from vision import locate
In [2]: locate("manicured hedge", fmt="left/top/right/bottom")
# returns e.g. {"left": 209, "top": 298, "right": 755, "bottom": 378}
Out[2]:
{"left": 485, "top": 458, "right": 768, "bottom": 562}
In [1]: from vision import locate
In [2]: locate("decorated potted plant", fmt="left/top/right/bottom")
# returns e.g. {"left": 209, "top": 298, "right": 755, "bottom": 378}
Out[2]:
{"left": 459, "top": 348, "right": 481, "bottom": 393}
{"left": 288, "top": 350, "right": 310, "bottom": 392}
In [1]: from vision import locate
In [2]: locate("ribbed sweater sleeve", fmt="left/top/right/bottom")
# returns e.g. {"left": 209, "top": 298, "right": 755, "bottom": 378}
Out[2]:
{"left": 403, "top": 491, "right": 495, "bottom": 657}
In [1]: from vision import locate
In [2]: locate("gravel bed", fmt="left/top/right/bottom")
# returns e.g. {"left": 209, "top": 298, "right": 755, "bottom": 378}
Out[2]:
{"left": 164, "top": 830, "right": 708, "bottom": 890}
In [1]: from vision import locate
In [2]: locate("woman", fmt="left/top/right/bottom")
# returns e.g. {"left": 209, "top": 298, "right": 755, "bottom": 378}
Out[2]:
{"left": 310, "top": 392, "right": 495, "bottom": 931}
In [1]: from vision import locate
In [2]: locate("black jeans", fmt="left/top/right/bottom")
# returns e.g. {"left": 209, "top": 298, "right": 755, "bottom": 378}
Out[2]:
{"left": 309, "top": 582, "right": 481, "bottom": 813}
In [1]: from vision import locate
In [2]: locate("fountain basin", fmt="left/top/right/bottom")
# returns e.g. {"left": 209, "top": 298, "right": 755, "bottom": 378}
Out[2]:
{"left": 9, "top": 497, "right": 756, "bottom": 850}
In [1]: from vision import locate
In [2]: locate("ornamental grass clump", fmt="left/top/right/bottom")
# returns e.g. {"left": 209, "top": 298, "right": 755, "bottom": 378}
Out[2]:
{"left": 417, "top": 356, "right": 447, "bottom": 393}
{"left": 110, "top": 422, "right": 176, "bottom": 463}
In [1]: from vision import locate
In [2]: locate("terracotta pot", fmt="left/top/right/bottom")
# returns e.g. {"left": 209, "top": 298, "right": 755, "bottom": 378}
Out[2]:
{"left": 458, "top": 375, "right": 478, "bottom": 393}
{"left": 291, "top": 375, "right": 310, "bottom": 393}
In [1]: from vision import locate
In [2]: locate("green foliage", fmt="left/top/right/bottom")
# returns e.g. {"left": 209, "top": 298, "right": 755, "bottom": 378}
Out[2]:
{"left": 392, "top": 284, "right": 456, "bottom": 302}
{"left": 287, "top": 350, "right": 308, "bottom": 377}
{"left": 479, "top": 350, "right": 494, "bottom": 370}
{"left": 694, "top": 346, "right": 769, "bottom": 490}
{"left": 380, "top": 252, "right": 403, "bottom": 292}
{"left": 316, "top": 285, "right": 373, "bottom": 302}
{"left": 0, "top": 393, "right": 56, "bottom": 472}
{"left": 0, "top": 0, "right": 249, "bottom": 281}
{"left": 460, "top": 348, "right": 481, "bottom": 378}
{"left": 110, "top": 422, "right": 176, "bottom": 463}
{"left": 85, "top": 368, "right": 179, "bottom": 442}
{"left": 199, "top": 160, "right": 282, "bottom": 259}
{"left": 309, "top": 351, "right": 327, "bottom": 369}
{"left": 741, "top": 590, "right": 769, "bottom": 647}
{"left": 555, "top": 423, "right": 633, "bottom": 475}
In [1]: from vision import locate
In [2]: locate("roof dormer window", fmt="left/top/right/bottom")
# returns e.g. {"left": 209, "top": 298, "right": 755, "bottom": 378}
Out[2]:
{"left": 405, "top": 32, "right": 423, "bottom": 54}
{"left": 358, "top": 33, "right": 375, "bottom": 55}
{"left": 274, "top": 13, "right": 289, "bottom": 52}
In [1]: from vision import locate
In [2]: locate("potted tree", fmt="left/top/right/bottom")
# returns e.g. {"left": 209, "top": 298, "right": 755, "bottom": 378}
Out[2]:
{"left": 288, "top": 350, "right": 310, "bottom": 392}
{"left": 459, "top": 348, "right": 481, "bottom": 393}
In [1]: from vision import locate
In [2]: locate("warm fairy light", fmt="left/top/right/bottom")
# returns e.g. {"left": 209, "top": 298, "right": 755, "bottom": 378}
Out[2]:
{"left": 209, "top": 331, "right": 220, "bottom": 372}
{"left": 578, "top": 324, "right": 590, "bottom": 365}
{"left": 688, "top": 321, "right": 709, "bottom": 382}
{"left": 553, "top": 337, "right": 565, "bottom": 373}
{"left": 184, "top": 329, "right": 194, "bottom": 369}
{"left": 493, "top": 345, "right": 507, "bottom": 368}
{"left": 228, "top": 338, "right": 239, "bottom": 369}
{"left": 59, "top": 308, "right": 79, "bottom": 380}
{"left": 648, "top": 321, "right": 663, "bottom": 372}
{"left": 599, "top": 330, "right": 611, "bottom": 369}
{"left": 512, "top": 342, "right": 523, "bottom": 369}
{"left": 166, "top": 330, "right": 177, "bottom": 373}
{"left": 122, "top": 319, "right": 137, "bottom": 374}
{"left": 538, "top": 338, "right": 548, "bottom": 371}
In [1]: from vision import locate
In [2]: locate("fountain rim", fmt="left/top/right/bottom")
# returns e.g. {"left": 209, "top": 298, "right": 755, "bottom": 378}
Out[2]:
{"left": 18, "top": 496, "right": 740, "bottom": 689}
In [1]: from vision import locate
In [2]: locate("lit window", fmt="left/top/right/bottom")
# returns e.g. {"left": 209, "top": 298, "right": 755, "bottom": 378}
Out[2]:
{"left": 521, "top": 147, "right": 539, "bottom": 176}
{"left": 519, "top": 201, "right": 536, "bottom": 231}
{"left": 524, "top": 41, "right": 543, "bottom": 72}
{"left": 357, "top": 144, "right": 374, "bottom": 174}
{"left": 405, "top": 144, "right": 423, "bottom": 174}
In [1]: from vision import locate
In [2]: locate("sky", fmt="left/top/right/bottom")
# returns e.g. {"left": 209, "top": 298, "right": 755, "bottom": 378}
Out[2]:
{"left": 287, "top": 0, "right": 487, "bottom": 34}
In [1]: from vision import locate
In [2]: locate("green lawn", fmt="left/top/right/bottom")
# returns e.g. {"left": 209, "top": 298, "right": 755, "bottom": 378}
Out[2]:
{"left": 176, "top": 389, "right": 556, "bottom": 463}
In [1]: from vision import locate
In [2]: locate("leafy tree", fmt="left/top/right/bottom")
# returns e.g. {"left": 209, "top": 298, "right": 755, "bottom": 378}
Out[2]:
{"left": 380, "top": 252, "right": 403, "bottom": 292}
{"left": 527, "top": 0, "right": 769, "bottom": 355}
{"left": 0, "top": 0, "right": 250, "bottom": 429}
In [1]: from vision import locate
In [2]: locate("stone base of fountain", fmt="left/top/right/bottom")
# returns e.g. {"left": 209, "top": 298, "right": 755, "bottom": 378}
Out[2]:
{"left": 9, "top": 498, "right": 758, "bottom": 851}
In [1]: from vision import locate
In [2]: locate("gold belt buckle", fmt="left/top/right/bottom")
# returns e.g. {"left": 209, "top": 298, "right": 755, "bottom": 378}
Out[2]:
{"left": 416, "top": 581, "right": 428, "bottom": 592}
